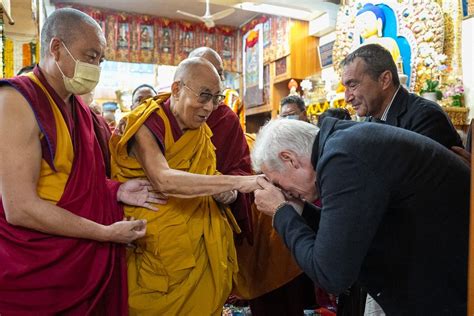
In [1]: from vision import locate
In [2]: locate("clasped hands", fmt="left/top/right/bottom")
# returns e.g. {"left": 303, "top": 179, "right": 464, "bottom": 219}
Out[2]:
{"left": 254, "top": 177, "right": 304, "bottom": 217}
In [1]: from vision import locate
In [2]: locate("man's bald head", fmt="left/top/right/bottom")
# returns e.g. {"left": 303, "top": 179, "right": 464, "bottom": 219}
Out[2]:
{"left": 188, "top": 47, "right": 224, "bottom": 80}
{"left": 173, "top": 57, "right": 221, "bottom": 87}
{"left": 41, "top": 8, "right": 102, "bottom": 58}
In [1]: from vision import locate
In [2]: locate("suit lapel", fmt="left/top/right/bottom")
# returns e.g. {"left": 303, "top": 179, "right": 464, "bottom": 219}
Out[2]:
{"left": 385, "top": 87, "right": 409, "bottom": 126}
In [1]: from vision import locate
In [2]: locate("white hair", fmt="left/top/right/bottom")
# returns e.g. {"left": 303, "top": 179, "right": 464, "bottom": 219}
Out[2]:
{"left": 251, "top": 119, "right": 319, "bottom": 173}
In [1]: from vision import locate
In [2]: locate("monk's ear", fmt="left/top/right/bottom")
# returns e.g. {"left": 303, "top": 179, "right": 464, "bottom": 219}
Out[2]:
{"left": 171, "top": 81, "right": 181, "bottom": 100}
{"left": 49, "top": 37, "right": 62, "bottom": 61}
{"left": 279, "top": 151, "right": 300, "bottom": 169}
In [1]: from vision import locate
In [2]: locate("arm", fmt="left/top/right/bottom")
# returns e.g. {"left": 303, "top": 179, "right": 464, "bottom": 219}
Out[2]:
{"left": 273, "top": 154, "right": 389, "bottom": 294}
{"left": 131, "top": 125, "right": 260, "bottom": 198}
{"left": 0, "top": 87, "right": 145, "bottom": 243}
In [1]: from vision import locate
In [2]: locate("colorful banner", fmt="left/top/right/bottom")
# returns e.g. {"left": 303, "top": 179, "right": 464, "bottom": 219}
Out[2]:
{"left": 54, "top": 3, "right": 239, "bottom": 71}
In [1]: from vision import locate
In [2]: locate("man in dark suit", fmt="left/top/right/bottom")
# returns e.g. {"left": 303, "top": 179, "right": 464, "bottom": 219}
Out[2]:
{"left": 341, "top": 43, "right": 462, "bottom": 149}
{"left": 252, "top": 118, "right": 469, "bottom": 315}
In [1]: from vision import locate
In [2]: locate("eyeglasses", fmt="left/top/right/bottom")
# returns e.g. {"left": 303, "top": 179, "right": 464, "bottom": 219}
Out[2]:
{"left": 182, "top": 83, "right": 225, "bottom": 106}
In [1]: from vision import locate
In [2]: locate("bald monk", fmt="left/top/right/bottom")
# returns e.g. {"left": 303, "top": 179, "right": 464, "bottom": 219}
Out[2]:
{"left": 0, "top": 8, "right": 160, "bottom": 314}
{"left": 110, "top": 57, "right": 261, "bottom": 315}
{"left": 189, "top": 47, "right": 253, "bottom": 242}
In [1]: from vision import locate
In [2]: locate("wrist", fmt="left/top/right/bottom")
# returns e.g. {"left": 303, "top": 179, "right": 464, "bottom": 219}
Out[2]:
{"left": 272, "top": 201, "right": 289, "bottom": 227}
{"left": 97, "top": 224, "right": 111, "bottom": 242}
{"left": 116, "top": 184, "right": 123, "bottom": 202}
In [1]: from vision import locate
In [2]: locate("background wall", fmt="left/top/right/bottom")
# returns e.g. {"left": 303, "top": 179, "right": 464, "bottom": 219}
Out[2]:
{"left": 462, "top": 17, "right": 474, "bottom": 119}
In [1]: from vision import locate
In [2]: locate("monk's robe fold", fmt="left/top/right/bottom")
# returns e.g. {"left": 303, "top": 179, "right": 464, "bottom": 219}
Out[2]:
{"left": 232, "top": 134, "right": 303, "bottom": 300}
{"left": 0, "top": 67, "right": 127, "bottom": 315}
{"left": 207, "top": 105, "right": 253, "bottom": 243}
{"left": 110, "top": 95, "right": 238, "bottom": 316}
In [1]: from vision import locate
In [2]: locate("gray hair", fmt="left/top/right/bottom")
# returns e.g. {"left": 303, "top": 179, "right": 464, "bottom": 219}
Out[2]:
{"left": 41, "top": 8, "right": 101, "bottom": 58}
{"left": 252, "top": 119, "right": 319, "bottom": 173}
{"left": 340, "top": 43, "right": 400, "bottom": 86}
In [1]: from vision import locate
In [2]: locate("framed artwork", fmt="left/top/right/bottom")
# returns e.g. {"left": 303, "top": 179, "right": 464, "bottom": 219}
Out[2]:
{"left": 275, "top": 57, "right": 287, "bottom": 76}
{"left": 117, "top": 22, "right": 129, "bottom": 49}
{"left": 243, "top": 24, "right": 264, "bottom": 108}
{"left": 318, "top": 41, "right": 334, "bottom": 68}
{"left": 140, "top": 25, "right": 154, "bottom": 50}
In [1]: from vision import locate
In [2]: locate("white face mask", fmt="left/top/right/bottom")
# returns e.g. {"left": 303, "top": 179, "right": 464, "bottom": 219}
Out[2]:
{"left": 284, "top": 114, "right": 300, "bottom": 120}
{"left": 55, "top": 41, "right": 101, "bottom": 95}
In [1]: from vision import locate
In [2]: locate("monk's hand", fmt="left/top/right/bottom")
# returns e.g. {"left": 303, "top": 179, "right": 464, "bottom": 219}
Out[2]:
{"left": 254, "top": 177, "right": 286, "bottom": 217}
{"left": 237, "top": 175, "right": 265, "bottom": 193}
{"left": 117, "top": 179, "right": 168, "bottom": 211}
{"left": 451, "top": 146, "right": 471, "bottom": 168}
{"left": 213, "top": 190, "right": 238, "bottom": 205}
{"left": 105, "top": 218, "right": 147, "bottom": 243}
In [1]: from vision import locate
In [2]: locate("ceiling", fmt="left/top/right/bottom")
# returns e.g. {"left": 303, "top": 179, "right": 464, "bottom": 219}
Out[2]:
{"left": 50, "top": 0, "right": 338, "bottom": 27}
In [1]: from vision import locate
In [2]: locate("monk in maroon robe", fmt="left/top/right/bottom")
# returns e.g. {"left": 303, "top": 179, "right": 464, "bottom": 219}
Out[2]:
{"left": 0, "top": 9, "right": 159, "bottom": 314}
{"left": 189, "top": 47, "right": 253, "bottom": 242}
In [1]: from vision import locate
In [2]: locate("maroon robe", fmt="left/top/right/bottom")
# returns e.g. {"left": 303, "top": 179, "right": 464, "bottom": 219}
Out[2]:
{"left": 206, "top": 104, "right": 253, "bottom": 242}
{"left": 0, "top": 67, "right": 127, "bottom": 315}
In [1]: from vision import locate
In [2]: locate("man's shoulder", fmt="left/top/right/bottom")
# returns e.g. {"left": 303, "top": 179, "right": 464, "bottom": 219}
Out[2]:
{"left": 404, "top": 92, "right": 445, "bottom": 115}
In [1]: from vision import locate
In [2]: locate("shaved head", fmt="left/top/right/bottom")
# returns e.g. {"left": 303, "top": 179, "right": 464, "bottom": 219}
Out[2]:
{"left": 188, "top": 47, "right": 224, "bottom": 80}
{"left": 41, "top": 8, "right": 102, "bottom": 58}
{"left": 173, "top": 57, "right": 220, "bottom": 87}
{"left": 170, "top": 57, "right": 222, "bottom": 130}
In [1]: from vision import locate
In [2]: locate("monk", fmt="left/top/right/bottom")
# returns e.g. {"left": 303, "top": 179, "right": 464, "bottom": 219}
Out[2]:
{"left": 110, "top": 57, "right": 261, "bottom": 315}
{"left": 189, "top": 47, "right": 253, "bottom": 242}
{"left": 0, "top": 8, "right": 160, "bottom": 314}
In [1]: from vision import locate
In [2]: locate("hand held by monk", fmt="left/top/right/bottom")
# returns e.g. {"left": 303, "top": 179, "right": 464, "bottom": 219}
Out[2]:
{"left": 117, "top": 179, "right": 168, "bottom": 211}
{"left": 105, "top": 218, "right": 147, "bottom": 243}
{"left": 237, "top": 175, "right": 265, "bottom": 193}
{"left": 254, "top": 177, "right": 286, "bottom": 217}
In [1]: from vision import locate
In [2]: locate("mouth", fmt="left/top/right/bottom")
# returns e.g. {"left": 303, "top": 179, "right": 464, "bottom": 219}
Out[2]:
{"left": 197, "top": 115, "right": 208, "bottom": 122}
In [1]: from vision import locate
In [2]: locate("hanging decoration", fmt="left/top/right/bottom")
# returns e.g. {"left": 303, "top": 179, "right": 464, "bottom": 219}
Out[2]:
{"left": 176, "top": 21, "right": 196, "bottom": 62}
{"left": 54, "top": 3, "right": 239, "bottom": 71}
{"left": 115, "top": 13, "right": 132, "bottom": 62}
{"left": 242, "top": 23, "right": 264, "bottom": 108}
{"left": 136, "top": 15, "right": 155, "bottom": 63}
{"left": 157, "top": 18, "right": 175, "bottom": 65}
{"left": 22, "top": 43, "right": 32, "bottom": 67}
{"left": 4, "top": 38, "right": 14, "bottom": 78}
{"left": 217, "top": 26, "right": 236, "bottom": 71}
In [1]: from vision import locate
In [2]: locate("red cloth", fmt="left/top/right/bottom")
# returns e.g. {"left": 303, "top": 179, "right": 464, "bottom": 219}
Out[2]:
{"left": 0, "top": 67, "right": 127, "bottom": 315}
{"left": 143, "top": 98, "right": 183, "bottom": 152}
{"left": 206, "top": 104, "right": 253, "bottom": 242}
{"left": 91, "top": 112, "right": 112, "bottom": 178}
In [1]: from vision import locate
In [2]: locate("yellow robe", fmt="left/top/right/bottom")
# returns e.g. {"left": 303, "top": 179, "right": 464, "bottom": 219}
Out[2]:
{"left": 233, "top": 134, "right": 303, "bottom": 300}
{"left": 110, "top": 95, "right": 238, "bottom": 315}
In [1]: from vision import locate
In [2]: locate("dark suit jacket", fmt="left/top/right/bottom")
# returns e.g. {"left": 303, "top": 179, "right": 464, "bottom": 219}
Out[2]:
{"left": 371, "top": 87, "right": 462, "bottom": 148}
{"left": 274, "top": 118, "right": 469, "bottom": 315}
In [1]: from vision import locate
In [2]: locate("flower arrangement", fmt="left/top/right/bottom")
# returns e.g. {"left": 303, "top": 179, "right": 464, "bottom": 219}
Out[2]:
{"left": 420, "top": 78, "right": 443, "bottom": 100}
{"left": 443, "top": 77, "right": 465, "bottom": 107}
{"left": 415, "top": 42, "right": 447, "bottom": 96}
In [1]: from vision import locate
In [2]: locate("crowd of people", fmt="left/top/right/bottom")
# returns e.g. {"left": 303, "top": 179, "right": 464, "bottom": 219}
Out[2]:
{"left": 0, "top": 8, "right": 470, "bottom": 316}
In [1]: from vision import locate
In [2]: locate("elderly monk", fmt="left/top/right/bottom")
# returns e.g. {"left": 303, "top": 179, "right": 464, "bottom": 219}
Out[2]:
{"left": 110, "top": 57, "right": 260, "bottom": 315}
{"left": 0, "top": 8, "right": 160, "bottom": 315}
{"left": 189, "top": 47, "right": 253, "bottom": 242}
